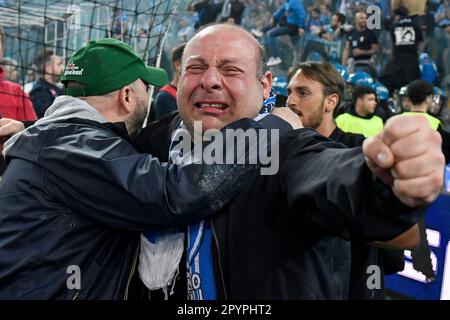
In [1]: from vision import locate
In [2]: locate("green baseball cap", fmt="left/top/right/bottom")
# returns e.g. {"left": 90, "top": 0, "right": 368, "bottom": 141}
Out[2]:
{"left": 61, "top": 38, "right": 168, "bottom": 97}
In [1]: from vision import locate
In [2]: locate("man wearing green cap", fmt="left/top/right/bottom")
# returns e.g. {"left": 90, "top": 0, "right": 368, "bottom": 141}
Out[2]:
{"left": 0, "top": 38, "right": 300, "bottom": 299}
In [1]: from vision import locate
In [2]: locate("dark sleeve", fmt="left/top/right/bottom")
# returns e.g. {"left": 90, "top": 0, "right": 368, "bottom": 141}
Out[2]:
{"left": 133, "top": 112, "right": 179, "bottom": 160}
{"left": 34, "top": 118, "right": 274, "bottom": 231}
{"left": 257, "top": 114, "right": 293, "bottom": 136}
{"left": 152, "top": 91, "right": 177, "bottom": 121}
{"left": 22, "top": 120, "right": 36, "bottom": 128}
{"left": 29, "top": 88, "right": 54, "bottom": 118}
{"left": 330, "top": 129, "right": 365, "bottom": 148}
{"left": 280, "top": 129, "right": 423, "bottom": 242}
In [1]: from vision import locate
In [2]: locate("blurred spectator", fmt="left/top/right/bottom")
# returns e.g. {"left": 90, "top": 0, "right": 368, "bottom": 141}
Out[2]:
{"left": 419, "top": 52, "right": 438, "bottom": 84}
{"left": 177, "top": 17, "right": 196, "bottom": 42}
{"left": 23, "top": 64, "right": 37, "bottom": 93}
{"left": 391, "top": 0, "right": 427, "bottom": 49}
{"left": 301, "top": 11, "right": 347, "bottom": 63}
{"left": 371, "top": 81, "right": 394, "bottom": 122}
{"left": 391, "top": 0, "right": 427, "bottom": 17}
{"left": 0, "top": 59, "right": 36, "bottom": 120}
{"left": 186, "top": 0, "right": 221, "bottom": 30}
{"left": 340, "top": 0, "right": 358, "bottom": 24}
{"left": 0, "top": 57, "right": 18, "bottom": 83}
{"left": 335, "top": 85, "right": 384, "bottom": 137}
{"left": 374, "top": 0, "right": 391, "bottom": 18}
{"left": 135, "top": 28, "right": 149, "bottom": 57}
{"left": 357, "top": 0, "right": 369, "bottom": 14}
{"left": 243, "top": 1, "right": 272, "bottom": 31}
{"left": 0, "top": 58, "right": 37, "bottom": 175}
{"left": 398, "top": 84, "right": 413, "bottom": 111}
{"left": 149, "top": 43, "right": 185, "bottom": 122}
{"left": 434, "top": 0, "right": 450, "bottom": 75}
{"left": 29, "top": 49, "right": 63, "bottom": 118}
{"left": 218, "top": 0, "right": 246, "bottom": 25}
{"left": 111, "top": 8, "right": 129, "bottom": 41}
{"left": 342, "top": 11, "right": 380, "bottom": 75}
{"left": 305, "top": 7, "right": 325, "bottom": 37}
{"left": 322, "top": 11, "right": 347, "bottom": 42}
{"left": 319, "top": 4, "right": 333, "bottom": 25}
{"left": 252, "top": 0, "right": 307, "bottom": 67}
{"left": 404, "top": 79, "right": 450, "bottom": 162}
{"left": 380, "top": 6, "right": 422, "bottom": 93}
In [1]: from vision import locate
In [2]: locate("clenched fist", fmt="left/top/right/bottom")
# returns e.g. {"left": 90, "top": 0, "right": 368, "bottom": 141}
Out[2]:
{"left": 363, "top": 114, "right": 445, "bottom": 207}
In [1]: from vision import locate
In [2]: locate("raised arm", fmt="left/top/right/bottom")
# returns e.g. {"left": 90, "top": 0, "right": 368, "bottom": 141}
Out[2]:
{"left": 281, "top": 115, "right": 444, "bottom": 242}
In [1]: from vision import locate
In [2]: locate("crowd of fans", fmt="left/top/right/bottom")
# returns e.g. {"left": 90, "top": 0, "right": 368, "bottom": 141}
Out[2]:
{"left": 162, "top": 0, "right": 449, "bottom": 122}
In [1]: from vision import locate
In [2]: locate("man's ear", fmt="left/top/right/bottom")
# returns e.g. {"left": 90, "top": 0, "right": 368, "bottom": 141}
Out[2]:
{"left": 261, "top": 71, "right": 273, "bottom": 100}
{"left": 118, "top": 85, "right": 133, "bottom": 114}
{"left": 325, "top": 93, "right": 339, "bottom": 112}
{"left": 173, "top": 60, "right": 181, "bottom": 73}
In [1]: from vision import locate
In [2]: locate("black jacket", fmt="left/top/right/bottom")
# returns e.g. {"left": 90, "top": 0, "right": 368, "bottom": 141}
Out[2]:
{"left": 29, "top": 79, "right": 63, "bottom": 118}
{"left": 0, "top": 115, "right": 280, "bottom": 299}
{"left": 330, "top": 127, "right": 405, "bottom": 299}
{"left": 134, "top": 113, "right": 423, "bottom": 299}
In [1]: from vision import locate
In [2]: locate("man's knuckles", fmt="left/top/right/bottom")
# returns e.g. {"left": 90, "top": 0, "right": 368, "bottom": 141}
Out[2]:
{"left": 383, "top": 115, "right": 429, "bottom": 144}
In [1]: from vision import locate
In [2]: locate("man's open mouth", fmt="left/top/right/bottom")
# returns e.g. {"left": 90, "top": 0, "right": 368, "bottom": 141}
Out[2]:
{"left": 195, "top": 103, "right": 228, "bottom": 110}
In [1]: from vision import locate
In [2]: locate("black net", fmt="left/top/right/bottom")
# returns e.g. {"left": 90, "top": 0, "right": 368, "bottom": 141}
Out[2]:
{"left": 0, "top": 0, "right": 180, "bottom": 119}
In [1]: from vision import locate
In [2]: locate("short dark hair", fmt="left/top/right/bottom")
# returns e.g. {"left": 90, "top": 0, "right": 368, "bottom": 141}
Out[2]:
{"left": 35, "top": 49, "right": 54, "bottom": 74}
{"left": 172, "top": 43, "right": 186, "bottom": 63}
{"left": 352, "top": 86, "right": 376, "bottom": 105}
{"left": 406, "top": 79, "right": 434, "bottom": 105}
{"left": 393, "top": 6, "right": 409, "bottom": 18}
{"left": 312, "top": 8, "right": 321, "bottom": 15}
{"left": 287, "top": 61, "right": 345, "bottom": 108}
{"left": 334, "top": 12, "right": 346, "bottom": 25}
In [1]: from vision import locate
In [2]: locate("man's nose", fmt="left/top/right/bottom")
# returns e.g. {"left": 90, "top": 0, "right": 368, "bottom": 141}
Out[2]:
{"left": 201, "top": 67, "right": 222, "bottom": 92}
{"left": 286, "top": 94, "right": 295, "bottom": 108}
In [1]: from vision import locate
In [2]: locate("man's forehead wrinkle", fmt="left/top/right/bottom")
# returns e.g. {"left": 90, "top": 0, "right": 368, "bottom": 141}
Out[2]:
{"left": 190, "top": 25, "right": 259, "bottom": 53}
{"left": 185, "top": 55, "right": 206, "bottom": 64}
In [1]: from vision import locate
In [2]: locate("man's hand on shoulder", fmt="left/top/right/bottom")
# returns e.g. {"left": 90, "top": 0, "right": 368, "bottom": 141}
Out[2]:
{"left": 271, "top": 107, "right": 303, "bottom": 130}
{"left": 0, "top": 118, "right": 25, "bottom": 143}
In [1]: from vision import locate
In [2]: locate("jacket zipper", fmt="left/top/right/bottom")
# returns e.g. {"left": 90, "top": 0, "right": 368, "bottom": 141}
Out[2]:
{"left": 210, "top": 220, "right": 228, "bottom": 300}
{"left": 124, "top": 243, "right": 139, "bottom": 300}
